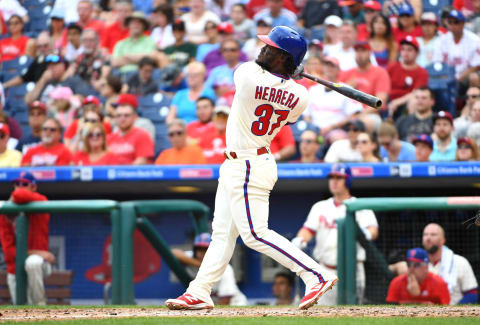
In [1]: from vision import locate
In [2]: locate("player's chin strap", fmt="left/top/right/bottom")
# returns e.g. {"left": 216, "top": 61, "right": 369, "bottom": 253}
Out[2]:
{"left": 290, "top": 64, "right": 304, "bottom": 80}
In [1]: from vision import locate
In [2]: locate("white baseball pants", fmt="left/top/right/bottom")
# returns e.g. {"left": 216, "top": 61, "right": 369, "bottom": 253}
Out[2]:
{"left": 7, "top": 254, "right": 52, "bottom": 305}
{"left": 187, "top": 152, "right": 335, "bottom": 305}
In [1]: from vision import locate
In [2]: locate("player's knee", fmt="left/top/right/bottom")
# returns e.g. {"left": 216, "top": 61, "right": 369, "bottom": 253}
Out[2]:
{"left": 25, "top": 255, "right": 44, "bottom": 272}
{"left": 239, "top": 228, "right": 269, "bottom": 248}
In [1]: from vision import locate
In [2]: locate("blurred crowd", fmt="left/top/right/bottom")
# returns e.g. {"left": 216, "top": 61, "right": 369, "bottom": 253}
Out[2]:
{"left": 0, "top": 0, "right": 479, "bottom": 167}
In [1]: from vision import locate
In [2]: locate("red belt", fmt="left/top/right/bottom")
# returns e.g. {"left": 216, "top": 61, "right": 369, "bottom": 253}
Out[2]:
{"left": 224, "top": 147, "right": 268, "bottom": 159}
{"left": 323, "top": 264, "right": 337, "bottom": 270}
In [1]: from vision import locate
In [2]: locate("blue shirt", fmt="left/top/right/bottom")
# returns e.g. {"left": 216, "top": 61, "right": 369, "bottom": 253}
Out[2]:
{"left": 171, "top": 87, "right": 216, "bottom": 123}
{"left": 133, "top": 0, "right": 153, "bottom": 14}
{"left": 196, "top": 43, "right": 219, "bottom": 62}
{"left": 429, "top": 138, "right": 457, "bottom": 161}
{"left": 204, "top": 64, "right": 237, "bottom": 90}
{"left": 380, "top": 141, "right": 416, "bottom": 162}
{"left": 253, "top": 9, "right": 297, "bottom": 28}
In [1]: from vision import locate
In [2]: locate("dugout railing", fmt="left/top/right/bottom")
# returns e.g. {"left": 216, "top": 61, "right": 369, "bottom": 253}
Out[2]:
{"left": 4, "top": 199, "right": 210, "bottom": 305}
{"left": 338, "top": 196, "right": 480, "bottom": 304}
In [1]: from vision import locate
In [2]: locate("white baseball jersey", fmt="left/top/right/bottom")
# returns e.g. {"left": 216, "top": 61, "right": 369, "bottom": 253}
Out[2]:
{"left": 226, "top": 62, "right": 308, "bottom": 151}
{"left": 433, "top": 29, "right": 480, "bottom": 78}
{"left": 429, "top": 254, "right": 478, "bottom": 305}
{"left": 302, "top": 197, "right": 378, "bottom": 266}
{"left": 305, "top": 84, "right": 362, "bottom": 129}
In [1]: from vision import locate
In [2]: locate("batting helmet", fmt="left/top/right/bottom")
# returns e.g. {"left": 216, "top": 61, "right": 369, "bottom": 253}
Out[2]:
{"left": 257, "top": 26, "right": 307, "bottom": 67}
{"left": 194, "top": 233, "right": 212, "bottom": 248}
{"left": 328, "top": 164, "right": 352, "bottom": 189}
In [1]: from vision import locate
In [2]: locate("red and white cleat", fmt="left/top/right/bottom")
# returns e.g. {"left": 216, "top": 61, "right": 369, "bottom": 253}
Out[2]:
{"left": 298, "top": 278, "right": 338, "bottom": 310}
{"left": 165, "top": 293, "right": 214, "bottom": 310}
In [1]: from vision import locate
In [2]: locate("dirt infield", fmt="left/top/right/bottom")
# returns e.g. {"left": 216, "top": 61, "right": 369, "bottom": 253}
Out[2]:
{"left": 1, "top": 306, "right": 480, "bottom": 322}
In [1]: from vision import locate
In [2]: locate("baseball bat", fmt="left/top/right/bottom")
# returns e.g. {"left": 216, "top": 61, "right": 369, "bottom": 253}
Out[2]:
{"left": 300, "top": 72, "right": 383, "bottom": 109}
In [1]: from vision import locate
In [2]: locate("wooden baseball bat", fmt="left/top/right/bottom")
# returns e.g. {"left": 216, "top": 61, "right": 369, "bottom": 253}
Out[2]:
{"left": 300, "top": 72, "right": 383, "bottom": 109}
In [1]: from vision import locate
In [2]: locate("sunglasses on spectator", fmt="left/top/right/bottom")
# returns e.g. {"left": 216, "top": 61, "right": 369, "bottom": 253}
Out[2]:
{"left": 0, "top": 133, "right": 6, "bottom": 139}
{"left": 115, "top": 113, "right": 132, "bottom": 119}
{"left": 458, "top": 144, "right": 472, "bottom": 149}
{"left": 42, "top": 127, "right": 58, "bottom": 132}
{"left": 88, "top": 132, "right": 103, "bottom": 139}
{"left": 84, "top": 118, "right": 99, "bottom": 123}
{"left": 29, "top": 111, "right": 45, "bottom": 117}
{"left": 46, "top": 54, "right": 61, "bottom": 63}
{"left": 168, "top": 131, "right": 184, "bottom": 137}
{"left": 447, "top": 19, "right": 462, "bottom": 25}
{"left": 300, "top": 139, "right": 316, "bottom": 144}
{"left": 14, "top": 181, "right": 30, "bottom": 187}
{"left": 222, "top": 47, "right": 239, "bottom": 52}
{"left": 407, "top": 261, "right": 424, "bottom": 268}
{"left": 8, "top": 20, "right": 22, "bottom": 26}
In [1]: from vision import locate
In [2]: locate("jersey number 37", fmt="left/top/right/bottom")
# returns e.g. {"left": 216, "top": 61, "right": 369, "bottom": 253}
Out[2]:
{"left": 251, "top": 104, "right": 289, "bottom": 136}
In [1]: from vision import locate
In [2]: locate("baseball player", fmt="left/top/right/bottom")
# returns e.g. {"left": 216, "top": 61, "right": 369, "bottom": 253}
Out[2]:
{"left": 291, "top": 164, "right": 378, "bottom": 305}
{"left": 166, "top": 26, "right": 338, "bottom": 311}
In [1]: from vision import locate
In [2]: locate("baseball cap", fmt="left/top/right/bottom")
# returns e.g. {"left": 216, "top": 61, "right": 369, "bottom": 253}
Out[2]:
{"left": 309, "top": 39, "right": 323, "bottom": 51}
{"left": 50, "top": 86, "right": 73, "bottom": 100}
{"left": 45, "top": 54, "right": 66, "bottom": 64}
{"left": 14, "top": 171, "right": 36, "bottom": 185}
{"left": 172, "top": 19, "right": 186, "bottom": 31}
{"left": 217, "top": 22, "right": 233, "bottom": 34}
{"left": 0, "top": 123, "right": 10, "bottom": 136}
{"left": 339, "top": 0, "right": 363, "bottom": 7}
{"left": 421, "top": 12, "right": 438, "bottom": 24}
{"left": 257, "top": 17, "right": 273, "bottom": 27}
{"left": 353, "top": 40, "right": 371, "bottom": 51}
{"left": 345, "top": 120, "right": 366, "bottom": 132}
{"left": 113, "top": 94, "right": 138, "bottom": 109}
{"left": 322, "top": 56, "right": 340, "bottom": 67}
{"left": 50, "top": 8, "right": 65, "bottom": 20}
{"left": 214, "top": 105, "right": 230, "bottom": 116}
{"left": 29, "top": 100, "right": 47, "bottom": 112}
{"left": 194, "top": 233, "right": 212, "bottom": 248}
{"left": 448, "top": 9, "right": 466, "bottom": 22}
{"left": 324, "top": 15, "right": 342, "bottom": 28}
{"left": 406, "top": 248, "right": 429, "bottom": 264}
{"left": 412, "top": 134, "right": 433, "bottom": 149}
{"left": 398, "top": 2, "right": 414, "bottom": 16}
{"left": 433, "top": 111, "right": 453, "bottom": 125}
{"left": 364, "top": 1, "right": 382, "bottom": 11}
{"left": 400, "top": 35, "right": 419, "bottom": 51}
{"left": 457, "top": 137, "right": 474, "bottom": 148}
{"left": 66, "top": 22, "right": 82, "bottom": 33}
{"left": 83, "top": 95, "right": 101, "bottom": 106}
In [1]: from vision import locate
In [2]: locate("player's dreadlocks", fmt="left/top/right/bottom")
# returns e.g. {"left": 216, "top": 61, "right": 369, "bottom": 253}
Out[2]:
{"left": 281, "top": 51, "right": 297, "bottom": 77}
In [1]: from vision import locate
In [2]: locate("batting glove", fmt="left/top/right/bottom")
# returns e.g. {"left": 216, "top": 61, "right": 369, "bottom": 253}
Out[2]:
{"left": 291, "top": 237, "right": 307, "bottom": 250}
{"left": 290, "top": 65, "right": 304, "bottom": 80}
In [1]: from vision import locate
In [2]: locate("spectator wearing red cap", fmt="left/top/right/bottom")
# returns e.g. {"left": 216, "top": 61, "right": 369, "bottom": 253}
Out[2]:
{"left": 416, "top": 12, "right": 442, "bottom": 68}
{"left": 181, "top": 0, "right": 220, "bottom": 44}
{"left": 150, "top": 4, "right": 175, "bottom": 50}
{"left": 340, "top": 41, "right": 390, "bottom": 130}
{"left": 21, "top": 118, "right": 72, "bottom": 166}
{"left": 412, "top": 134, "right": 433, "bottom": 162}
{"left": 107, "top": 94, "right": 154, "bottom": 165}
{"left": 228, "top": 3, "right": 254, "bottom": 44}
{"left": 101, "top": 0, "right": 134, "bottom": 54}
{"left": 387, "top": 36, "right": 428, "bottom": 118}
{"left": 339, "top": 0, "right": 365, "bottom": 25}
{"left": 456, "top": 137, "right": 479, "bottom": 161}
{"left": 430, "top": 111, "right": 457, "bottom": 161}
{"left": 386, "top": 248, "right": 450, "bottom": 305}
{"left": 163, "top": 19, "right": 197, "bottom": 68}
{"left": 368, "top": 14, "right": 398, "bottom": 68}
{"left": 253, "top": 0, "right": 297, "bottom": 29}
{"left": 298, "top": 1, "right": 341, "bottom": 29}
{"left": 16, "top": 101, "right": 47, "bottom": 155}
{"left": 0, "top": 171, "right": 55, "bottom": 305}
{"left": 357, "top": 1, "right": 382, "bottom": 41}
{"left": 0, "top": 123, "right": 21, "bottom": 167}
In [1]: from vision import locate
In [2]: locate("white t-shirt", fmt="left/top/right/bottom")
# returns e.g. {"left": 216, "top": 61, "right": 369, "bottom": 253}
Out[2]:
{"left": 0, "top": 0, "right": 27, "bottom": 21}
{"left": 150, "top": 25, "right": 175, "bottom": 50}
{"left": 181, "top": 11, "right": 221, "bottom": 44}
{"left": 324, "top": 139, "right": 363, "bottom": 163}
{"left": 429, "top": 254, "right": 478, "bottom": 305}
{"left": 433, "top": 29, "right": 480, "bottom": 78}
{"left": 226, "top": 61, "right": 308, "bottom": 151}
{"left": 302, "top": 197, "right": 378, "bottom": 266}
{"left": 305, "top": 84, "right": 362, "bottom": 129}
{"left": 323, "top": 43, "right": 378, "bottom": 71}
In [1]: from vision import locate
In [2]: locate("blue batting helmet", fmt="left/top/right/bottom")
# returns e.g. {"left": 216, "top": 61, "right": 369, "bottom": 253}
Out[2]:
{"left": 328, "top": 164, "right": 352, "bottom": 189}
{"left": 194, "top": 233, "right": 212, "bottom": 248}
{"left": 257, "top": 26, "right": 307, "bottom": 67}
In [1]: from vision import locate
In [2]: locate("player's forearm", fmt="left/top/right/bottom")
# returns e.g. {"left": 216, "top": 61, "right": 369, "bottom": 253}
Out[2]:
{"left": 296, "top": 227, "right": 314, "bottom": 243}
{"left": 172, "top": 249, "right": 201, "bottom": 267}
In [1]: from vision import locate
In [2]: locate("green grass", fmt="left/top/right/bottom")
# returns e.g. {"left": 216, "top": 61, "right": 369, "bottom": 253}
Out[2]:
{"left": 5, "top": 318, "right": 480, "bottom": 325}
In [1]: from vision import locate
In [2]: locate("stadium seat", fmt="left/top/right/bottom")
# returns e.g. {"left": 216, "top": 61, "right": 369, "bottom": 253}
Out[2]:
{"left": 426, "top": 62, "right": 457, "bottom": 115}
{"left": 1, "top": 56, "right": 33, "bottom": 83}
{"left": 307, "top": 27, "right": 325, "bottom": 43}
{"left": 422, "top": 0, "right": 451, "bottom": 18}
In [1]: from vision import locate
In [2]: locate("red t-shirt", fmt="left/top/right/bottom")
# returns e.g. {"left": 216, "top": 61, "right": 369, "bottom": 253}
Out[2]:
{"left": 198, "top": 129, "right": 226, "bottom": 164}
{"left": 340, "top": 65, "right": 391, "bottom": 104}
{"left": 72, "top": 151, "right": 119, "bottom": 166}
{"left": 357, "top": 23, "right": 370, "bottom": 42}
{"left": 64, "top": 120, "right": 113, "bottom": 140}
{"left": 186, "top": 121, "right": 216, "bottom": 142}
{"left": 387, "top": 62, "right": 429, "bottom": 100}
{"left": 270, "top": 125, "right": 295, "bottom": 154}
{"left": 101, "top": 21, "right": 129, "bottom": 54}
{"left": 0, "top": 35, "right": 29, "bottom": 62}
{"left": 386, "top": 272, "right": 451, "bottom": 305}
{"left": 246, "top": 0, "right": 298, "bottom": 17}
{"left": 0, "top": 189, "right": 49, "bottom": 275}
{"left": 107, "top": 127, "right": 154, "bottom": 165}
{"left": 393, "top": 26, "right": 423, "bottom": 44}
{"left": 21, "top": 143, "right": 73, "bottom": 166}
{"left": 81, "top": 19, "right": 106, "bottom": 42}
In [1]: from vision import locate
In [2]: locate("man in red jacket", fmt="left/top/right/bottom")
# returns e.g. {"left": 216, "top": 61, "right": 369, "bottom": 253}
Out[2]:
{"left": 0, "top": 172, "right": 54, "bottom": 305}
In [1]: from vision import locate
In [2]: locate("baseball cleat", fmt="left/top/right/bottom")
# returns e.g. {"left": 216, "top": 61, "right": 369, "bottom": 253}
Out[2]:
{"left": 298, "top": 278, "right": 338, "bottom": 310}
{"left": 165, "top": 293, "right": 214, "bottom": 310}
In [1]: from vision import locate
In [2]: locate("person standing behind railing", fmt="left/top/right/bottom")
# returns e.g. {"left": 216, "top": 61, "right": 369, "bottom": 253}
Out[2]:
{"left": 0, "top": 172, "right": 55, "bottom": 305}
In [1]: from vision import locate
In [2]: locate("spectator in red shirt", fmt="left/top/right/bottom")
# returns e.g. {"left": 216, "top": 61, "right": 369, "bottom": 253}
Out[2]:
{"left": 77, "top": 0, "right": 105, "bottom": 42}
{"left": 341, "top": 41, "right": 391, "bottom": 131}
{"left": 21, "top": 118, "right": 72, "bottom": 166}
{"left": 73, "top": 123, "right": 119, "bottom": 165}
{"left": 246, "top": 0, "right": 298, "bottom": 18}
{"left": 101, "top": 0, "right": 133, "bottom": 54}
{"left": 187, "top": 96, "right": 216, "bottom": 145}
{"left": 0, "top": 14, "right": 34, "bottom": 62}
{"left": 0, "top": 172, "right": 54, "bottom": 305}
{"left": 107, "top": 94, "right": 154, "bottom": 165}
{"left": 386, "top": 248, "right": 450, "bottom": 305}
{"left": 387, "top": 36, "right": 429, "bottom": 118}
{"left": 199, "top": 105, "right": 229, "bottom": 164}
{"left": 270, "top": 124, "right": 296, "bottom": 161}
